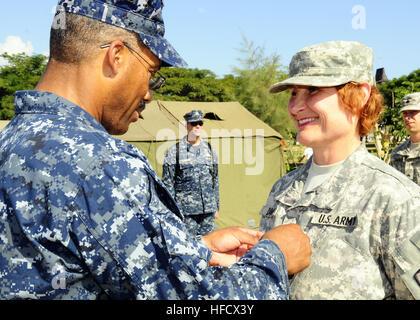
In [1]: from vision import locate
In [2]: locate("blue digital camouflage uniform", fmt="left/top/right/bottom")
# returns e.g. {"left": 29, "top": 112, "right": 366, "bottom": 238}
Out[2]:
{"left": 162, "top": 136, "right": 219, "bottom": 236}
{"left": 0, "top": 91, "right": 290, "bottom": 299}
{"left": 260, "top": 145, "right": 420, "bottom": 300}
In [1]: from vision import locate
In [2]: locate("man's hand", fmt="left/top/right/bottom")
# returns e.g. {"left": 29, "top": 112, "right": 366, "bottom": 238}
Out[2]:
{"left": 203, "top": 227, "right": 263, "bottom": 267}
{"left": 262, "top": 224, "right": 311, "bottom": 275}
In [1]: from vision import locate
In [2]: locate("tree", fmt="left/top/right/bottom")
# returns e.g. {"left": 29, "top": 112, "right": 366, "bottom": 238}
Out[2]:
{"left": 153, "top": 68, "right": 235, "bottom": 102}
{"left": 0, "top": 53, "right": 48, "bottom": 119}
{"left": 379, "top": 69, "right": 420, "bottom": 137}
{"left": 231, "top": 37, "right": 296, "bottom": 139}
{"left": 373, "top": 69, "right": 420, "bottom": 162}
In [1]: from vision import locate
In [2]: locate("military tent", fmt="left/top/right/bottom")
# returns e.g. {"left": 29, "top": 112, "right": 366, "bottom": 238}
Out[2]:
{"left": 0, "top": 100, "right": 287, "bottom": 229}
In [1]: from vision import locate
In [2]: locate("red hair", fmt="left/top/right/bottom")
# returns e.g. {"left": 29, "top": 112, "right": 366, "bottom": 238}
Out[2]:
{"left": 337, "top": 82, "right": 384, "bottom": 137}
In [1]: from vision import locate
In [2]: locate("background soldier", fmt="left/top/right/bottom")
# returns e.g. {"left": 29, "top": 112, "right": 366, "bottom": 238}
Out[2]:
{"left": 162, "top": 110, "right": 219, "bottom": 235}
{"left": 390, "top": 93, "right": 420, "bottom": 185}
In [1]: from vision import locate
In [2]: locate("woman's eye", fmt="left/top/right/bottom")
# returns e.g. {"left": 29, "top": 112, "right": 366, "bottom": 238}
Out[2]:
{"left": 308, "top": 87, "right": 319, "bottom": 94}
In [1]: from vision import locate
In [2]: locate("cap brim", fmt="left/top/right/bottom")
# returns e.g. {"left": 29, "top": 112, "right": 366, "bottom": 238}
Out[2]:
{"left": 400, "top": 105, "right": 420, "bottom": 112}
{"left": 269, "top": 76, "right": 355, "bottom": 93}
{"left": 139, "top": 33, "right": 188, "bottom": 68}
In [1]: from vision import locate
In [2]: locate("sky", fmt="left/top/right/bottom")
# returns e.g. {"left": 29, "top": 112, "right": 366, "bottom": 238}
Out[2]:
{"left": 0, "top": 0, "right": 419, "bottom": 81}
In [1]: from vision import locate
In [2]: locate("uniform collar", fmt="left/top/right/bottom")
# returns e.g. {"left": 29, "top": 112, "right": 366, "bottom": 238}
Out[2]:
{"left": 275, "top": 144, "right": 369, "bottom": 211}
{"left": 14, "top": 90, "right": 107, "bottom": 133}
{"left": 394, "top": 139, "right": 420, "bottom": 157}
{"left": 182, "top": 135, "right": 201, "bottom": 152}
{"left": 15, "top": 90, "right": 184, "bottom": 219}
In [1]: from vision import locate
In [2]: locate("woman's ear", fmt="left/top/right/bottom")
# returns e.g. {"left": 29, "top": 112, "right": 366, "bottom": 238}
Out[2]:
{"left": 360, "top": 82, "right": 372, "bottom": 106}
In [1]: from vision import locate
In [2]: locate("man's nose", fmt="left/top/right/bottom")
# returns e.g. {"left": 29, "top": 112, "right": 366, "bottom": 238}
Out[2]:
{"left": 144, "top": 89, "right": 153, "bottom": 104}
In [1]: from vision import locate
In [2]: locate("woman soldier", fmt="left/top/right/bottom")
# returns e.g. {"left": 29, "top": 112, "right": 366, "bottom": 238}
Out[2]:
{"left": 260, "top": 41, "right": 420, "bottom": 300}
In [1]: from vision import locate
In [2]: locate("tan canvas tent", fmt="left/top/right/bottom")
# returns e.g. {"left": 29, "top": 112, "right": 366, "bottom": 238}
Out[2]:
{"left": 0, "top": 100, "right": 287, "bottom": 229}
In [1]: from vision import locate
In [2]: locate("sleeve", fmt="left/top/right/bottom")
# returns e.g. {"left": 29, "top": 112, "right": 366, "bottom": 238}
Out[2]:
{"left": 161, "top": 149, "right": 176, "bottom": 199}
{"left": 389, "top": 150, "right": 398, "bottom": 169}
{"left": 259, "top": 179, "right": 286, "bottom": 232}
{"left": 199, "top": 240, "right": 290, "bottom": 300}
{"left": 381, "top": 196, "right": 420, "bottom": 300}
{"left": 74, "top": 153, "right": 290, "bottom": 300}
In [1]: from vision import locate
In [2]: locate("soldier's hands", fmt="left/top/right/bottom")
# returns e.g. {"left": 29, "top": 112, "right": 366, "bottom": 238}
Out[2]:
{"left": 262, "top": 224, "right": 311, "bottom": 275}
{"left": 203, "top": 227, "right": 263, "bottom": 266}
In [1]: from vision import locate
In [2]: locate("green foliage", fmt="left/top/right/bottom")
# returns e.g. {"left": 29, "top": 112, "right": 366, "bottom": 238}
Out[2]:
{"left": 373, "top": 69, "right": 420, "bottom": 162}
{"left": 153, "top": 37, "right": 297, "bottom": 138}
{"left": 153, "top": 68, "right": 235, "bottom": 102}
{"left": 378, "top": 69, "right": 420, "bottom": 139}
{"left": 231, "top": 37, "right": 296, "bottom": 138}
{"left": 0, "top": 53, "right": 48, "bottom": 119}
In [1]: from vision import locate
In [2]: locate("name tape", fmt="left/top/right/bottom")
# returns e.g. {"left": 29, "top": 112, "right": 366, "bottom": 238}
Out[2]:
{"left": 311, "top": 212, "right": 357, "bottom": 228}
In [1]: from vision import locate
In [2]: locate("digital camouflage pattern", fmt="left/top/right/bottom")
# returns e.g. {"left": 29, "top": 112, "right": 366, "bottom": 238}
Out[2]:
{"left": 162, "top": 137, "right": 219, "bottom": 235}
{"left": 400, "top": 92, "right": 420, "bottom": 112}
{"left": 390, "top": 140, "right": 420, "bottom": 185}
{"left": 183, "top": 213, "right": 216, "bottom": 237}
{"left": 56, "top": 0, "right": 187, "bottom": 68}
{"left": 0, "top": 91, "right": 290, "bottom": 299}
{"left": 269, "top": 41, "right": 375, "bottom": 93}
{"left": 184, "top": 110, "right": 204, "bottom": 123}
{"left": 260, "top": 145, "right": 420, "bottom": 300}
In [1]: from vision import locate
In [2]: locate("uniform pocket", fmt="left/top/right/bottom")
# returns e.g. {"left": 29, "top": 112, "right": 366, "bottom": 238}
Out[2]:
{"left": 175, "top": 162, "right": 194, "bottom": 186}
{"left": 291, "top": 237, "right": 385, "bottom": 299}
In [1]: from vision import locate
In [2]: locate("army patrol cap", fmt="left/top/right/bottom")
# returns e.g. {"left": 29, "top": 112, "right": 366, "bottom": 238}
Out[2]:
{"left": 269, "top": 40, "right": 375, "bottom": 93}
{"left": 184, "top": 110, "right": 203, "bottom": 123}
{"left": 400, "top": 93, "right": 420, "bottom": 112}
{"left": 55, "top": 0, "right": 187, "bottom": 68}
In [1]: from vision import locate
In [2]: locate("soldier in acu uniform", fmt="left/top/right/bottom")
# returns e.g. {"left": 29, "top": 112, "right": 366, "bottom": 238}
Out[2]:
{"left": 390, "top": 93, "right": 420, "bottom": 185}
{"left": 162, "top": 110, "right": 219, "bottom": 236}
{"left": 0, "top": 0, "right": 311, "bottom": 300}
{"left": 260, "top": 41, "right": 420, "bottom": 300}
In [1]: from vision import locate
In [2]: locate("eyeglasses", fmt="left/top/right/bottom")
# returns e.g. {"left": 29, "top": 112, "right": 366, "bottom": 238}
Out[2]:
{"left": 189, "top": 121, "right": 203, "bottom": 127}
{"left": 100, "top": 42, "right": 166, "bottom": 91}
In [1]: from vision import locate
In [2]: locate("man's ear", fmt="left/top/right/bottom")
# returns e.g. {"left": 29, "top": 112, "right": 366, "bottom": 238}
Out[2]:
{"left": 360, "top": 82, "right": 372, "bottom": 106}
{"left": 103, "top": 41, "right": 125, "bottom": 77}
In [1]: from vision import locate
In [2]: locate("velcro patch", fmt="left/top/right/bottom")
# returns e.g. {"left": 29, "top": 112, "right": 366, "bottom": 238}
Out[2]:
{"left": 414, "top": 269, "right": 420, "bottom": 287}
{"left": 410, "top": 232, "right": 420, "bottom": 250}
{"left": 311, "top": 212, "right": 357, "bottom": 228}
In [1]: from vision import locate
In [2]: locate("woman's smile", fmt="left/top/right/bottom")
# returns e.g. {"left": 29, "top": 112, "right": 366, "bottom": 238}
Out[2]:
{"left": 297, "top": 117, "right": 319, "bottom": 128}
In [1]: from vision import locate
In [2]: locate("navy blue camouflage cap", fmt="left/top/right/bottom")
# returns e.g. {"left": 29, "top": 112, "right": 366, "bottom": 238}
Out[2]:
{"left": 56, "top": 0, "right": 187, "bottom": 68}
{"left": 184, "top": 110, "right": 203, "bottom": 123}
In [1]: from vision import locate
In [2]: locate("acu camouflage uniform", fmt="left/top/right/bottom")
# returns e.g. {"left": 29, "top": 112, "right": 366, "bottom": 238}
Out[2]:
{"left": 0, "top": 91, "right": 289, "bottom": 299}
{"left": 390, "top": 140, "right": 420, "bottom": 185}
{"left": 260, "top": 145, "right": 420, "bottom": 300}
{"left": 390, "top": 93, "right": 420, "bottom": 185}
{"left": 162, "top": 112, "right": 219, "bottom": 236}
